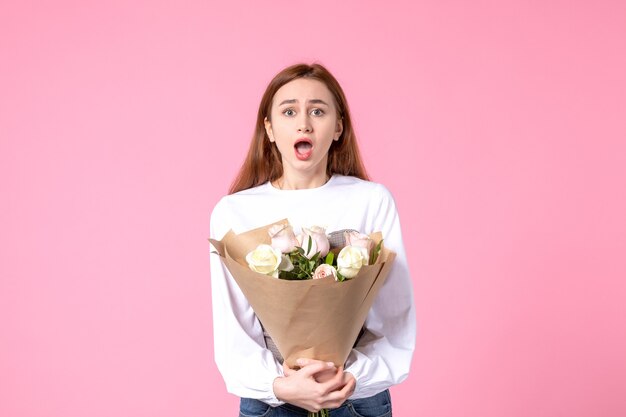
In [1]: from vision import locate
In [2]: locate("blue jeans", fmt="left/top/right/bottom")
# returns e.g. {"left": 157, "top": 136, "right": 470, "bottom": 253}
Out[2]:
{"left": 238, "top": 389, "right": 392, "bottom": 417}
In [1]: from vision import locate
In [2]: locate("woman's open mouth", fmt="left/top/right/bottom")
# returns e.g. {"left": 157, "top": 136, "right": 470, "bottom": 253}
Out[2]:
{"left": 294, "top": 138, "right": 313, "bottom": 161}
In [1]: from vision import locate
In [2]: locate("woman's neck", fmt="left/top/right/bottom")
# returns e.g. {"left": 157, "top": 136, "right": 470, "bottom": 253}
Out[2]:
{"left": 273, "top": 170, "right": 330, "bottom": 190}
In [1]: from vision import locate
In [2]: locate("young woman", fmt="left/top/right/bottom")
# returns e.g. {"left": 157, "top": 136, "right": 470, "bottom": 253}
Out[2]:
{"left": 209, "top": 63, "right": 416, "bottom": 417}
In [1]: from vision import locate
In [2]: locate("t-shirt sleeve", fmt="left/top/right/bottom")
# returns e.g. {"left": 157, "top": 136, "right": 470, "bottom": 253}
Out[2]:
{"left": 209, "top": 198, "right": 285, "bottom": 406}
{"left": 343, "top": 184, "right": 417, "bottom": 398}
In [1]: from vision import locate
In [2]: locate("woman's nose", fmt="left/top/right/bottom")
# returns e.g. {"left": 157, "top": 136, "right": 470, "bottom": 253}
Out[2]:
{"left": 297, "top": 115, "right": 312, "bottom": 133}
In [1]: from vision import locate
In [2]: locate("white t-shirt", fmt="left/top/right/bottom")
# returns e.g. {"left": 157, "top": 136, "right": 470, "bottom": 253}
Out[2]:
{"left": 209, "top": 174, "right": 416, "bottom": 406}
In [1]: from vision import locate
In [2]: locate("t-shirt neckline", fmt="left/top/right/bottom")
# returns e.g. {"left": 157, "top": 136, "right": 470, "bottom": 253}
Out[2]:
{"left": 267, "top": 174, "right": 338, "bottom": 193}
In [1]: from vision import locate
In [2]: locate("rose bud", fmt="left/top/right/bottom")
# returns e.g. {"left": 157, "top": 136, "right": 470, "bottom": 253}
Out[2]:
{"left": 344, "top": 231, "right": 374, "bottom": 258}
{"left": 297, "top": 226, "right": 330, "bottom": 258}
{"left": 268, "top": 223, "right": 299, "bottom": 253}
{"left": 312, "top": 264, "right": 338, "bottom": 280}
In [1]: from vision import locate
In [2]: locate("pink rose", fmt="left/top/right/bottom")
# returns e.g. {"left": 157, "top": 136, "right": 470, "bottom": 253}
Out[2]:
{"left": 313, "top": 264, "right": 338, "bottom": 280}
{"left": 344, "top": 231, "right": 374, "bottom": 258}
{"left": 268, "top": 224, "right": 299, "bottom": 253}
{"left": 297, "top": 226, "right": 330, "bottom": 258}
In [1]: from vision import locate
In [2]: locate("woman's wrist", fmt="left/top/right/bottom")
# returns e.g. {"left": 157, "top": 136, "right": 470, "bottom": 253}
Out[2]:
{"left": 272, "top": 376, "right": 286, "bottom": 402}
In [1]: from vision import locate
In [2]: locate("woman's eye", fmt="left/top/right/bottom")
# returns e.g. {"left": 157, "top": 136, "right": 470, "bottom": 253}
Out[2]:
{"left": 311, "top": 108, "right": 324, "bottom": 116}
{"left": 283, "top": 109, "right": 295, "bottom": 116}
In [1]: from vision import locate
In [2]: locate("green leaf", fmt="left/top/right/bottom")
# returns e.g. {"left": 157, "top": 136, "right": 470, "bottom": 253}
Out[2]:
{"left": 370, "top": 239, "right": 384, "bottom": 264}
{"left": 325, "top": 252, "right": 334, "bottom": 265}
{"left": 307, "top": 235, "right": 312, "bottom": 255}
{"left": 281, "top": 271, "right": 299, "bottom": 280}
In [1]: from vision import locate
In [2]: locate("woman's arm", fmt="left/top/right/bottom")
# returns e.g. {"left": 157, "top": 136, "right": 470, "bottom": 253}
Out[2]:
{"left": 343, "top": 184, "right": 417, "bottom": 398}
{"left": 273, "top": 360, "right": 355, "bottom": 412}
{"left": 210, "top": 200, "right": 286, "bottom": 406}
{"left": 210, "top": 200, "right": 354, "bottom": 408}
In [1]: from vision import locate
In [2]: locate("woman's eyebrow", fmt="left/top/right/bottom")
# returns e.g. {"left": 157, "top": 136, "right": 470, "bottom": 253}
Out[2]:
{"left": 278, "top": 99, "right": 297, "bottom": 106}
{"left": 277, "top": 99, "right": 330, "bottom": 106}
{"left": 308, "top": 99, "right": 329, "bottom": 106}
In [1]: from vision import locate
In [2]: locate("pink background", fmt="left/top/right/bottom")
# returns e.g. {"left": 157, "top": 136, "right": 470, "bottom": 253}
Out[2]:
{"left": 1, "top": 1, "right": 625, "bottom": 416}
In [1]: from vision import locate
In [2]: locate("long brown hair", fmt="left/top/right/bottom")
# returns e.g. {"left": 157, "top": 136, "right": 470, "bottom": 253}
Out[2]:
{"left": 229, "top": 63, "right": 369, "bottom": 194}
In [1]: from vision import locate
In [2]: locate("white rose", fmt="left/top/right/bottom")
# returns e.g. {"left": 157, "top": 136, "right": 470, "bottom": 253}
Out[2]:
{"left": 336, "top": 245, "right": 369, "bottom": 278}
{"left": 245, "top": 244, "right": 282, "bottom": 277}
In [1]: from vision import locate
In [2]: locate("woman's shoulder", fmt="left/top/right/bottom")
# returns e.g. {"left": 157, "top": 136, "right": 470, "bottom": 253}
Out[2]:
{"left": 210, "top": 182, "right": 272, "bottom": 237}
{"left": 215, "top": 181, "right": 271, "bottom": 206}
{"left": 332, "top": 175, "right": 395, "bottom": 201}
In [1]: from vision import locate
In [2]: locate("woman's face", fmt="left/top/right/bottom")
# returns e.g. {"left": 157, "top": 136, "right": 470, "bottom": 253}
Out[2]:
{"left": 264, "top": 78, "right": 343, "bottom": 179}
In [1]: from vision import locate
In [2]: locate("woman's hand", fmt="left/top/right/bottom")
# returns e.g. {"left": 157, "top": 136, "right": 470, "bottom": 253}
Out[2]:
{"left": 273, "top": 358, "right": 356, "bottom": 412}
{"left": 287, "top": 358, "right": 342, "bottom": 384}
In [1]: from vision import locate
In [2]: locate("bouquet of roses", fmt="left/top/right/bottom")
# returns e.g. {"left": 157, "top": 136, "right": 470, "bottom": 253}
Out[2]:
{"left": 209, "top": 219, "right": 396, "bottom": 369}
{"left": 246, "top": 223, "right": 384, "bottom": 282}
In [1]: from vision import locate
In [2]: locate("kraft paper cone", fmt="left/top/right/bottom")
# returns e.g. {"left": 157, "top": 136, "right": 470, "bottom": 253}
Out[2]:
{"left": 209, "top": 220, "right": 396, "bottom": 368}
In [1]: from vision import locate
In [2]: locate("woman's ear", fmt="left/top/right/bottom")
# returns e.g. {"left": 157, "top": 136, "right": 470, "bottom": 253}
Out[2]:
{"left": 334, "top": 118, "right": 343, "bottom": 141}
{"left": 264, "top": 117, "right": 275, "bottom": 142}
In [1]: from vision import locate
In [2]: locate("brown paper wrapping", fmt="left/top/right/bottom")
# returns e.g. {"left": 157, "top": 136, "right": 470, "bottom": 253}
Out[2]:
{"left": 209, "top": 220, "right": 396, "bottom": 368}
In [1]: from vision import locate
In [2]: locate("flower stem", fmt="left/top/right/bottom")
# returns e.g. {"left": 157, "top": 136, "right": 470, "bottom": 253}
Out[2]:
{"left": 308, "top": 409, "right": 329, "bottom": 417}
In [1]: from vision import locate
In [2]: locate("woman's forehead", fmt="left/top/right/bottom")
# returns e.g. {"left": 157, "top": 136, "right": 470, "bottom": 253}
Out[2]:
{"left": 272, "top": 78, "right": 334, "bottom": 104}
